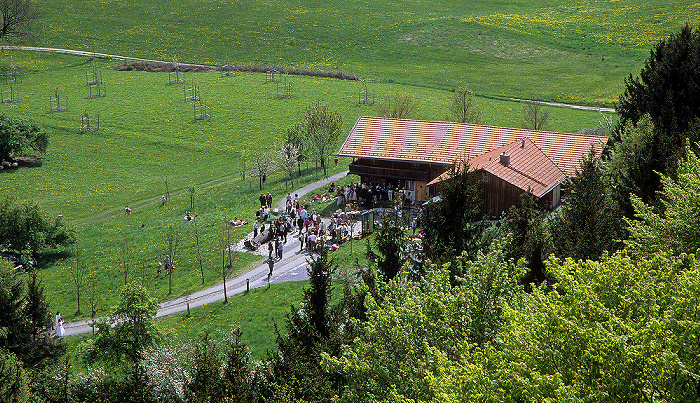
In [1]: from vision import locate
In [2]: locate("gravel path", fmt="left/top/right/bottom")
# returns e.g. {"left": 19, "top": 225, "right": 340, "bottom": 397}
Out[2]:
{"left": 62, "top": 171, "right": 349, "bottom": 337}
{"left": 3, "top": 46, "right": 617, "bottom": 113}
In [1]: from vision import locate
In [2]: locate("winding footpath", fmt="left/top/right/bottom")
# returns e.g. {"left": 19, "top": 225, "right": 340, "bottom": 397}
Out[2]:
{"left": 62, "top": 171, "right": 349, "bottom": 337}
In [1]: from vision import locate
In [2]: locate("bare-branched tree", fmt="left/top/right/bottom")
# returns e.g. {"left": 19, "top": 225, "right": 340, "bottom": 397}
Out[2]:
{"left": 165, "top": 225, "right": 179, "bottom": 295}
{"left": 450, "top": 87, "right": 483, "bottom": 124}
{"left": 522, "top": 100, "right": 550, "bottom": 131}
{"left": 276, "top": 143, "right": 300, "bottom": 188}
{"left": 377, "top": 92, "right": 419, "bottom": 120}
{"left": 0, "top": 0, "right": 39, "bottom": 41}
{"left": 252, "top": 151, "right": 273, "bottom": 190}
{"left": 69, "top": 249, "right": 87, "bottom": 314}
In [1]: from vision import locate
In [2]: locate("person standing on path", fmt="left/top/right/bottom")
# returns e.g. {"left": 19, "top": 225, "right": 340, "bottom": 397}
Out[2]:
{"left": 299, "top": 207, "right": 308, "bottom": 233}
{"left": 274, "top": 237, "right": 280, "bottom": 259}
{"left": 278, "top": 242, "right": 284, "bottom": 260}
{"left": 268, "top": 241, "right": 274, "bottom": 259}
{"left": 266, "top": 192, "right": 272, "bottom": 208}
{"left": 253, "top": 221, "right": 258, "bottom": 238}
{"left": 299, "top": 231, "right": 305, "bottom": 251}
{"left": 268, "top": 257, "right": 274, "bottom": 277}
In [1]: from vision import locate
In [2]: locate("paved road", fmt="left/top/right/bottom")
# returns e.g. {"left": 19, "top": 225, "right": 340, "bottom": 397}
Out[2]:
{"left": 63, "top": 171, "right": 349, "bottom": 336}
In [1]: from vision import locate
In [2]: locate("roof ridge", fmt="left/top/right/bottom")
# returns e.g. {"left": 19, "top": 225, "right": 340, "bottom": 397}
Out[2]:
{"left": 522, "top": 136, "right": 567, "bottom": 178}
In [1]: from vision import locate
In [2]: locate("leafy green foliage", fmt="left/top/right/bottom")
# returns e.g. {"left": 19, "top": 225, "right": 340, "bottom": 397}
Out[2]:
{"left": 271, "top": 246, "right": 362, "bottom": 403}
{"left": 607, "top": 114, "right": 664, "bottom": 210}
{"left": 325, "top": 248, "right": 524, "bottom": 402}
{"left": 365, "top": 210, "right": 408, "bottom": 281}
{"left": 0, "top": 261, "right": 62, "bottom": 369}
{"left": 420, "top": 163, "right": 484, "bottom": 265}
{"left": 498, "top": 193, "right": 553, "bottom": 286}
{"left": 551, "top": 151, "right": 623, "bottom": 261}
{"left": 625, "top": 145, "right": 700, "bottom": 256}
{"left": 618, "top": 23, "right": 700, "bottom": 141}
{"left": 0, "top": 349, "right": 30, "bottom": 403}
{"left": 488, "top": 252, "right": 700, "bottom": 401}
{"left": 84, "top": 281, "right": 160, "bottom": 365}
{"left": 0, "top": 112, "right": 48, "bottom": 161}
{"left": 0, "top": 197, "right": 75, "bottom": 256}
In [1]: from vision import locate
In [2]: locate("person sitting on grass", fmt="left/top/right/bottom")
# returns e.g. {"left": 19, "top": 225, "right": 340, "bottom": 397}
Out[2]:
{"left": 229, "top": 217, "right": 247, "bottom": 227}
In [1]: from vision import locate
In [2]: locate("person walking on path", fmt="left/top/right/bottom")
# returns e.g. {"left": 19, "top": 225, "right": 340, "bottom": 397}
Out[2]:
{"left": 299, "top": 231, "right": 305, "bottom": 251}
{"left": 253, "top": 221, "right": 258, "bottom": 238}
{"left": 274, "top": 237, "right": 280, "bottom": 259}
{"left": 268, "top": 241, "right": 274, "bottom": 259}
{"left": 268, "top": 257, "right": 274, "bottom": 277}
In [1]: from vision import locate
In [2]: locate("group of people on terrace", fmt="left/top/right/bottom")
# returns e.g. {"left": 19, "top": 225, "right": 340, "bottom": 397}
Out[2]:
{"left": 337, "top": 181, "right": 411, "bottom": 208}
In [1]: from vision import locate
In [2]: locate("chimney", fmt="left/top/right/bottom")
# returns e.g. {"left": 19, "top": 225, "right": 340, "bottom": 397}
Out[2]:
{"left": 521, "top": 138, "right": 526, "bottom": 148}
{"left": 499, "top": 152, "right": 510, "bottom": 166}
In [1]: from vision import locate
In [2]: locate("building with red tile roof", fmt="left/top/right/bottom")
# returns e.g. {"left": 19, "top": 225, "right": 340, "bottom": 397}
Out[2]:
{"left": 336, "top": 116, "right": 608, "bottom": 217}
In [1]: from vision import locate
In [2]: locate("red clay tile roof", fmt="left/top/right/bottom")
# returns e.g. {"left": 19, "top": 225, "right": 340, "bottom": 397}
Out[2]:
{"left": 337, "top": 116, "right": 608, "bottom": 178}
{"left": 427, "top": 138, "right": 567, "bottom": 197}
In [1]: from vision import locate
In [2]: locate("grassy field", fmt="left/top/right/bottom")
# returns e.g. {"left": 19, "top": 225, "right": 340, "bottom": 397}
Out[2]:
{"left": 0, "top": 50, "right": 607, "bottom": 325}
{"left": 2, "top": 0, "right": 683, "bottom": 358}
{"left": 30, "top": 0, "right": 699, "bottom": 106}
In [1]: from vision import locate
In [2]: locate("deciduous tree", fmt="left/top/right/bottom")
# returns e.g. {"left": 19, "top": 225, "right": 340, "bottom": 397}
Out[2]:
{"left": 625, "top": 145, "right": 700, "bottom": 257}
{"left": 0, "top": 0, "right": 39, "bottom": 41}
{"left": 0, "top": 197, "right": 75, "bottom": 255}
{"left": 0, "top": 113, "right": 48, "bottom": 162}
{"left": 276, "top": 142, "right": 299, "bottom": 188}
{"left": 376, "top": 91, "right": 419, "bottom": 119}
{"left": 299, "top": 102, "right": 343, "bottom": 177}
{"left": 521, "top": 99, "right": 549, "bottom": 131}
{"left": 251, "top": 151, "right": 273, "bottom": 190}
{"left": 85, "top": 281, "right": 160, "bottom": 364}
{"left": 449, "top": 87, "right": 483, "bottom": 124}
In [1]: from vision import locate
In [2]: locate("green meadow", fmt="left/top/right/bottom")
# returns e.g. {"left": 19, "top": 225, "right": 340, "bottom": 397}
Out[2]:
{"left": 3, "top": 0, "right": 694, "bottom": 352}
{"left": 33, "top": 0, "right": 698, "bottom": 105}
{"left": 0, "top": 51, "right": 604, "bottom": 323}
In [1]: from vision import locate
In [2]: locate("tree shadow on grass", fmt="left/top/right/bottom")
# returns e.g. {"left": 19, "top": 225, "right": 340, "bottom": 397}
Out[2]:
{"left": 35, "top": 249, "right": 72, "bottom": 270}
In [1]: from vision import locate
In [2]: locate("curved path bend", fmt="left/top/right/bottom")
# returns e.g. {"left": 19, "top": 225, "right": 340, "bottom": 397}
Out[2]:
{"left": 63, "top": 171, "right": 349, "bottom": 336}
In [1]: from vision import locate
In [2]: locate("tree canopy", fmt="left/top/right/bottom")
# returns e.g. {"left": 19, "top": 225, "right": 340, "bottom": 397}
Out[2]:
{"left": 625, "top": 145, "right": 700, "bottom": 257}
{"left": 83, "top": 281, "right": 160, "bottom": 364}
{"left": 420, "top": 162, "right": 483, "bottom": 265}
{"left": 0, "top": 113, "right": 48, "bottom": 162}
{"left": 0, "top": 0, "right": 39, "bottom": 41}
{"left": 0, "top": 197, "right": 75, "bottom": 255}
{"left": 618, "top": 23, "right": 700, "bottom": 141}
{"left": 551, "top": 150, "right": 623, "bottom": 261}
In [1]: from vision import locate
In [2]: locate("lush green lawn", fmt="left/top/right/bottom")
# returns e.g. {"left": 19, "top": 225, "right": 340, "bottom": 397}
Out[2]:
{"left": 0, "top": 50, "right": 608, "bottom": 322}
{"left": 31, "top": 0, "right": 697, "bottom": 105}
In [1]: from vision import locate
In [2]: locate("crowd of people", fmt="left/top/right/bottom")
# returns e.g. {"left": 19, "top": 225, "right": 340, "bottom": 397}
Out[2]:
{"left": 249, "top": 189, "right": 362, "bottom": 259}
{"left": 337, "top": 181, "right": 411, "bottom": 208}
